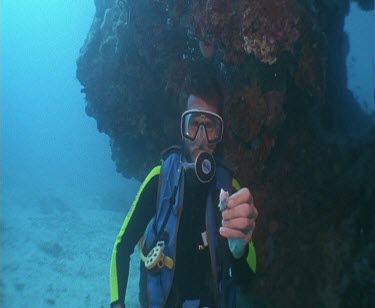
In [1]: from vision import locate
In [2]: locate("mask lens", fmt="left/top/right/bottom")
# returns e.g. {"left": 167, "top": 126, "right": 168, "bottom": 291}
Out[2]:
{"left": 181, "top": 110, "right": 223, "bottom": 144}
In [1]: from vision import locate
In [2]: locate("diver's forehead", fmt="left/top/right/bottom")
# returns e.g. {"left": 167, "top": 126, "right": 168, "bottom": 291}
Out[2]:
{"left": 187, "top": 95, "right": 218, "bottom": 113}
{"left": 189, "top": 113, "right": 212, "bottom": 122}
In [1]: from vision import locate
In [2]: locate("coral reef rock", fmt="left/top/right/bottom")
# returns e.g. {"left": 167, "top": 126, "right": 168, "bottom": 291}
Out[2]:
{"left": 77, "top": 0, "right": 375, "bottom": 306}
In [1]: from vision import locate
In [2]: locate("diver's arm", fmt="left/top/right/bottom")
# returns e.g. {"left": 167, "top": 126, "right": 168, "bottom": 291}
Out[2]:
{"left": 110, "top": 167, "right": 160, "bottom": 307}
{"left": 230, "top": 179, "right": 257, "bottom": 275}
{"left": 231, "top": 241, "right": 256, "bottom": 284}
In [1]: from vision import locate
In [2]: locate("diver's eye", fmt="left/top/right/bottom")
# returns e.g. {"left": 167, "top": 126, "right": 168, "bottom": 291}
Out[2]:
{"left": 190, "top": 120, "right": 200, "bottom": 128}
{"left": 205, "top": 121, "right": 214, "bottom": 130}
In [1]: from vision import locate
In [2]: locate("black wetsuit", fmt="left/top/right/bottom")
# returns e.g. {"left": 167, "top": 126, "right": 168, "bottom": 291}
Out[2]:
{"left": 110, "top": 168, "right": 253, "bottom": 308}
{"left": 165, "top": 182, "right": 215, "bottom": 307}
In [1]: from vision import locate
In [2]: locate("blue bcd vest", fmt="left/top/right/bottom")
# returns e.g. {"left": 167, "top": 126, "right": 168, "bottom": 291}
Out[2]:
{"left": 142, "top": 152, "right": 235, "bottom": 308}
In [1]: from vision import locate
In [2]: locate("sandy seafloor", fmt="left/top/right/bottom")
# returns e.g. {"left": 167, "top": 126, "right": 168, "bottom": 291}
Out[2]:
{"left": 1, "top": 182, "right": 142, "bottom": 307}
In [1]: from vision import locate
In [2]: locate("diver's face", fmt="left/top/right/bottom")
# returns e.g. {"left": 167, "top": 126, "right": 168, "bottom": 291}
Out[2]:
{"left": 183, "top": 95, "right": 219, "bottom": 162}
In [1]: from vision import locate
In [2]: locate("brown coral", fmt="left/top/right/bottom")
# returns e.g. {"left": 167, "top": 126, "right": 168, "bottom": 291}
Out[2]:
{"left": 241, "top": 0, "right": 301, "bottom": 64}
{"left": 190, "top": 0, "right": 301, "bottom": 64}
{"left": 224, "top": 87, "right": 286, "bottom": 186}
{"left": 295, "top": 39, "right": 327, "bottom": 98}
{"left": 77, "top": 1, "right": 374, "bottom": 305}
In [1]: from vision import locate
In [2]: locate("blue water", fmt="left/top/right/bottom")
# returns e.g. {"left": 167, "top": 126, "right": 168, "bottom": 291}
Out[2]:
{"left": 344, "top": 2, "right": 375, "bottom": 114}
{"left": 1, "top": 1, "right": 129, "bottom": 195}
{"left": 1, "top": 2, "right": 138, "bottom": 305}
{"left": 1, "top": 1, "right": 374, "bottom": 307}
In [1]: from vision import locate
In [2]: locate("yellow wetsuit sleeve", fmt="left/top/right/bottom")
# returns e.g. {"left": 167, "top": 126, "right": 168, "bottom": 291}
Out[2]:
{"left": 232, "top": 178, "right": 256, "bottom": 273}
{"left": 110, "top": 166, "right": 161, "bottom": 305}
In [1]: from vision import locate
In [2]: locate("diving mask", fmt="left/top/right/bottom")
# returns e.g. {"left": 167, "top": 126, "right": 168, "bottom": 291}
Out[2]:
{"left": 181, "top": 109, "right": 223, "bottom": 144}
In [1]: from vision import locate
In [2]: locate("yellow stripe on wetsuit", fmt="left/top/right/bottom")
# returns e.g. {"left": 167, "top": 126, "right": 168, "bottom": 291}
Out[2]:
{"left": 110, "top": 166, "right": 161, "bottom": 303}
{"left": 232, "top": 178, "right": 257, "bottom": 273}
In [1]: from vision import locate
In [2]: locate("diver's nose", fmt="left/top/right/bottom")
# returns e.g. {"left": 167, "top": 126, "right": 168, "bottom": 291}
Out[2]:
{"left": 195, "top": 124, "right": 208, "bottom": 144}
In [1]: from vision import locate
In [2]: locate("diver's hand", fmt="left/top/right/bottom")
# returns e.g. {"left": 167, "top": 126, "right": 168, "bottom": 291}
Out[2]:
{"left": 219, "top": 188, "right": 258, "bottom": 247}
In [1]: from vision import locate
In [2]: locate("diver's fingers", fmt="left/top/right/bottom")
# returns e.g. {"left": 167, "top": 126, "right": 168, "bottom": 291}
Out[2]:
{"left": 227, "top": 188, "right": 252, "bottom": 208}
{"left": 222, "top": 202, "right": 257, "bottom": 220}
{"left": 221, "top": 217, "right": 255, "bottom": 231}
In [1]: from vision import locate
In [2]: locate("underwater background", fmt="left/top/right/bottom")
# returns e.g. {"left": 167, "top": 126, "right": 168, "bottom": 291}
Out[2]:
{"left": 1, "top": 0, "right": 374, "bottom": 307}
{"left": 2, "top": 1, "right": 140, "bottom": 306}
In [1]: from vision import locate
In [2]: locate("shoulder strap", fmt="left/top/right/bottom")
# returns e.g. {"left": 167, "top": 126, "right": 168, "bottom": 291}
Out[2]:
{"left": 216, "top": 158, "right": 235, "bottom": 176}
{"left": 153, "top": 161, "right": 164, "bottom": 234}
{"left": 160, "top": 145, "right": 182, "bottom": 161}
{"left": 152, "top": 150, "right": 184, "bottom": 243}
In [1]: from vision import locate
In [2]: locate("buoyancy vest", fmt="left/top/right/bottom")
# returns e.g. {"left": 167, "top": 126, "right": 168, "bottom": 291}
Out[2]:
{"left": 141, "top": 151, "right": 235, "bottom": 308}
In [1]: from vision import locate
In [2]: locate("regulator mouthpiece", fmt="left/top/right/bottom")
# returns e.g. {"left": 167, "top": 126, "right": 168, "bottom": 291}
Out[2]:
{"left": 183, "top": 151, "right": 216, "bottom": 183}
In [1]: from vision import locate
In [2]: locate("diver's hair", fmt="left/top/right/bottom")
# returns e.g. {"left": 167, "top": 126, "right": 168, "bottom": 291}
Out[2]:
{"left": 182, "top": 61, "right": 224, "bottom": 115}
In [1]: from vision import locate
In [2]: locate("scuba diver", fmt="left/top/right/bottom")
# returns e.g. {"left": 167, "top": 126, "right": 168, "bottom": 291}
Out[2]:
{"left": 110, "top": 62, "right": 258, "bottom": 308}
